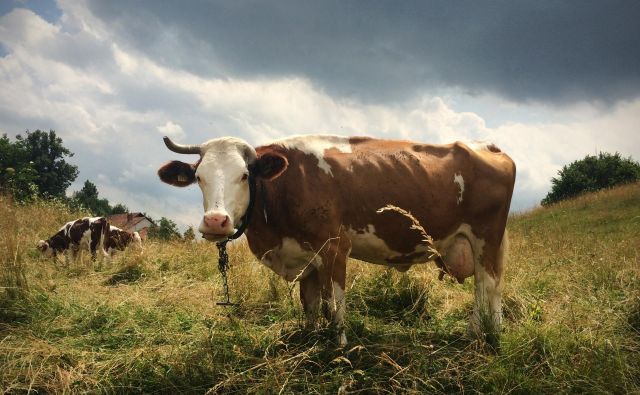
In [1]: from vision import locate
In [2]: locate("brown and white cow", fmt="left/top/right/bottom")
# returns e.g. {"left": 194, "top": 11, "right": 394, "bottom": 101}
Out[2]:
{"left": 38, "top": 217, "right": 110, "bottom": 264}
{"left": 158, "top": 135, "right": 516, "bottom": 345}
{"left": 105, "top": 225, "right": 142, "bottom": 256}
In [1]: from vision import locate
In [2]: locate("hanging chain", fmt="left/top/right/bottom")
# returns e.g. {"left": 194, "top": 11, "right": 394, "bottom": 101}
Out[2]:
{"left": 212, "top": 169, "right": 257, "bottom": 307}
{"left": 215, "top": 239, "right": 237, "bottom": 306}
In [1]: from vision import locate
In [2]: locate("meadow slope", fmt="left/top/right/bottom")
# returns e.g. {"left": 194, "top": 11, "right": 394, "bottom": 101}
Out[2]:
{"left": 1, "top": 183, "right": 639, "bottom": 394}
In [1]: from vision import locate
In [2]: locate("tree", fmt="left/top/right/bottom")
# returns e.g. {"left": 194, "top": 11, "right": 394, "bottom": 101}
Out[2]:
{"left": 148, "top": 217, "right": 181, "bottom": 241}
{"left": 110, "top": 203, "right": 129, "bottom": 214}
{"left": 72, "top": 180, "right": 112, "bottom": 216}
{"left": 1, "top": 134, "right": 40, "bottom": 201}
{"left": 14, "top": 130, "right": 79, "bottom": 198}
{"left": 183, "top": 226, "right": 196, "bottom": 242}
{"left": 542, "top": 152, "right": 640, "bottom": 205}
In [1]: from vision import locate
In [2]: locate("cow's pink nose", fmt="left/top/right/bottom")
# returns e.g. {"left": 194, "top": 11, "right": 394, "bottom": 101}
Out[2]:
{"left": 203, "top": 213, "right": 230, "bottom": 230}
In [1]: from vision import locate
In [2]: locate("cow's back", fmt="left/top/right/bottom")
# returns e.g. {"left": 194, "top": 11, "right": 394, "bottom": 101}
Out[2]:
{"left": 248, "top": 136, "right": 515, "bottom": 267}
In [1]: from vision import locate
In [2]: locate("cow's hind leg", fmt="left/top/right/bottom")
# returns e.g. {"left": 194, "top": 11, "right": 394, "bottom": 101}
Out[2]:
{"left": 472, "top": 231, "right": 508, "bottom": 347}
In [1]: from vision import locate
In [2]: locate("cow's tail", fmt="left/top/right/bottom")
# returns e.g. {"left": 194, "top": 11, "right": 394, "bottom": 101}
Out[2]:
{"left": 498, "top": 229, "right": 509, "bottom": 279}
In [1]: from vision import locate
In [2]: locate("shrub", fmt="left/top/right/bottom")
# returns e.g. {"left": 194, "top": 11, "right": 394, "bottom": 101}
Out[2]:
{"left": 542, "top": 152, "right": 640, "bottom": 205}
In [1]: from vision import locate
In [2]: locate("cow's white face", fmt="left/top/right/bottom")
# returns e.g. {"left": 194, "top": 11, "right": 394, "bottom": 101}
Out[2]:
{"left": 37, "top": 240, "right": 53, "bottom": 257}
{"left": 158, "top": 136, "right": 289, "bottom": 242}
{"left": 195, "top": 145, "right": 251, "bottom": 239}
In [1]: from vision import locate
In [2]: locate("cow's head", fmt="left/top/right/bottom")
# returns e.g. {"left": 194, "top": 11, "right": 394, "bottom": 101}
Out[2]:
{"left": 37, "top": 240, "right": 53, "bottom": 257}
{"left": 133, "top": 231, "right": 143, "bottom": 249}
{"left": 158, "top": 136, "right": 288, "bottom": 241}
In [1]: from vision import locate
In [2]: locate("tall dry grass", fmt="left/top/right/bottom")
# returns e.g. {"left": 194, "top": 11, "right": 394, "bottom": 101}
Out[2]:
{"left": 0, "top": 183, "right": 639, "bottom": 393}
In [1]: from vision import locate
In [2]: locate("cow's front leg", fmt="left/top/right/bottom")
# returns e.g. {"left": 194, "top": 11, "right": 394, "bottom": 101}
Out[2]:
{"left": 69, "top": 245, "right": 79, "bottom": 264}
{"left": 319, "top": 240, "right": 349, "bottom": 347}
{"left": 300, "top": 269, "right": 322, "bottom": 329}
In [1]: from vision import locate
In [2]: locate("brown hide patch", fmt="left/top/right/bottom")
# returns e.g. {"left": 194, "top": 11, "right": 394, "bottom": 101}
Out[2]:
{"left": 68, "top": 219, "right": 89, "bottom": 244}
{"left": 157, "top": 160, "right": 199, "bottom": 187}
{"left": 47, "top": 230, "right": 69, "bottom": 253}
{"left": 107, "top": 228, "right": 134, "bottom": 251}
{"left": 385, "top": 251, "right": 427, "bottom": 264}
{"left": 89, "top": 218, "right": 108, "bottom": 252}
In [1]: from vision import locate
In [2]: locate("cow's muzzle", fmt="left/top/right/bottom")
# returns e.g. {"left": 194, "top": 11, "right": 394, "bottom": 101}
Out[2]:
{"left": 199, "top": 212, "right": 234, "bottom": 241}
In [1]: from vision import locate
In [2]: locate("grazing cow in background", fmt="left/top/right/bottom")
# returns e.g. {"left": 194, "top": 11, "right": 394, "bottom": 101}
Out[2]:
{"left": 105, "top": 225, "right": 142, "bottom": 256}
{"left": 38, "top": 217, "right": 110, "bottom": 263}
{"left": 158, "top": 135, "right": 516, "bottom": 345}
{"left": 37, "top": 220, "right": 74, "bottom": 260}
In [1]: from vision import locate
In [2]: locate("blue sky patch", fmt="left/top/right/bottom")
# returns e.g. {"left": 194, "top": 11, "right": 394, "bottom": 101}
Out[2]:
{"left": 0, "top": 0, "right": 62, "bottom": 23}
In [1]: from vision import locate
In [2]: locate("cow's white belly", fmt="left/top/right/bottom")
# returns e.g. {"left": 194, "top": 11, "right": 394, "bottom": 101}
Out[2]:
{"left": 260, "top": 237, "right": 321, "bottom": 281}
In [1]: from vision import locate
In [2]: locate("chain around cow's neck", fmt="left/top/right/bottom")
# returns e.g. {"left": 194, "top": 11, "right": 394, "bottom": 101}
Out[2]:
{"left": 215, "top": 166, "right": 257, "bottom": 306}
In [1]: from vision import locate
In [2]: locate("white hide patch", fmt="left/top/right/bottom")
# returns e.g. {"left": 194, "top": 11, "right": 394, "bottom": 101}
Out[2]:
{"left": 329, "top": 279, "right": 347, "bottom": 346}
{"left": 465, "top": 140, "right": 499, "bottom": 153}
{"left": 79, "top": 229, "right": 92, "bottom": 249}
{"left": 260, "top": 237, "right": 321, "bottom": 281}
{"left": 347, "top": 224, "right": 400, "bottom": 263}
{"left": 273, "top": 135, "right": 352, "bottom": 176}
{"left": 473, "top": 257, "right": 502, "bottom": 331}
{"left": 59, "top": 220, "right": 74, "bottom": 237}
{"left": 329, "top": 280, "right": 346, "bottom": 321}
{"left": 453, "top": 172, "right": 465, "bottom": 204}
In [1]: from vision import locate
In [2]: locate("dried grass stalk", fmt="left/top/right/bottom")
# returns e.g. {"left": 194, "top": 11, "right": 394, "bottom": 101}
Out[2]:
{"left": 376, "top": 205, "right": 441, "bottom": 261}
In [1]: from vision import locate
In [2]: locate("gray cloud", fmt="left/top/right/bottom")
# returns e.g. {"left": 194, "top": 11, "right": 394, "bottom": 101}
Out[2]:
{"left": 1, "top": 4, "right": 639, "bottom": 231}
{"left": 85, "top": 0, "right": 640, "bottom": 105}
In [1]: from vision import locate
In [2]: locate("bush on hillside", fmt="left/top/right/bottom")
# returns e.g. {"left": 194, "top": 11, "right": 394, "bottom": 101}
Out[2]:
{"left": 542, "top": 152, "right": 640, "bottom": 205}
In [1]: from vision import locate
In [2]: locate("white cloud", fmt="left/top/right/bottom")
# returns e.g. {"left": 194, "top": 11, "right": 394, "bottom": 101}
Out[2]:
{"left": 156, "top": 121, "right": 185, "bottom": 141}
{"left": 1, "top": 4, "right": 639, "bottom": 231}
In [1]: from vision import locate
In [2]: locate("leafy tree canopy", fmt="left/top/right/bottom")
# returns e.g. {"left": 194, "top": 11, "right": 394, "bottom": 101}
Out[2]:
{"left": 1, "top": 130, "right": 78, "bottom": 201}
{"left": 16, "top": 130, "right": 78, "bottom": 198}
{"left": 542, "top": 152, "right": 640, "bottom": 205}
{"left": 110, "top": 203, "right": 129, "bottom": 215}
{"left": 71, "top": 180, "right": 111, "bottom": 216}
{"left": 148, "top": 217, "right": 182, "bottom": 241}
{"left": 71, "top": 180, "right": 131, "bottom": 217}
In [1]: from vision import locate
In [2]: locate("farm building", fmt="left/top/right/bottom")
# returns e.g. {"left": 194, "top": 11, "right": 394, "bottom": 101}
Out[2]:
{"left": 107, "top": 212, "right": 155, "bottom": 239}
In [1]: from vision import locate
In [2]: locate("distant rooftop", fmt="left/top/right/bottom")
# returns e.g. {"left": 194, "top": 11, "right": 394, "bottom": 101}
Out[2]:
{"left": 107, "top": 213, "right": 155, "bottom": 231}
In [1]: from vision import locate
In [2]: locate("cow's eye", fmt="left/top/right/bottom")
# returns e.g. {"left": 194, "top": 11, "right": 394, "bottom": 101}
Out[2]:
{"left": 196, "top": 175, "right": 201, "bottom": 182}
{"left": 241, "top": 173, "right": 249, "bottom": 181}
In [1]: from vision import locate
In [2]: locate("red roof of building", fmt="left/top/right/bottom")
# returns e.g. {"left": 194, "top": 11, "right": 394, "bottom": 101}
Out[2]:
{"left": 107, "top": 213, "right": 155, "bottom": 231}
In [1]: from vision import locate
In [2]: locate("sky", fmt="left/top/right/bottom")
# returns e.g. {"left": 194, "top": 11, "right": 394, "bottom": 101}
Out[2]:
{"left": 1, "top": 0, "right": 639, "bottom": 231}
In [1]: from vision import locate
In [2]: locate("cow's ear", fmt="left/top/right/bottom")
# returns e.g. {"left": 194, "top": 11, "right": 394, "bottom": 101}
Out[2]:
{"left": 254, "top": 152, "right": 288, "bottom": 180}
{"left": 158, "top": 160, "right": 197, "bottom": 187}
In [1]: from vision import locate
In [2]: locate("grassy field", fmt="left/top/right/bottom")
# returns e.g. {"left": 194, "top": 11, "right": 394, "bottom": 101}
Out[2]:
{"left": 1, "top": 183, "right": 639, "bottom": 394}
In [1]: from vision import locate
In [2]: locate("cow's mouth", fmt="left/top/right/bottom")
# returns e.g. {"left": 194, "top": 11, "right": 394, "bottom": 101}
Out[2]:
{"left": 201, "top": 232, "right": 231, "bottom": 241}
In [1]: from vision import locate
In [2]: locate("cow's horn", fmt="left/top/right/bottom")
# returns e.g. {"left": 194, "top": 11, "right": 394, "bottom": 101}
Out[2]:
{"left": 163, "top": 136, "right": 201, "bottom": 155}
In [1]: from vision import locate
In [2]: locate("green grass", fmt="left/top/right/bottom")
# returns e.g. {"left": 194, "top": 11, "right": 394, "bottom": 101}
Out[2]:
{"left": 1, "top": 183, "right": 639, "bottom": 393}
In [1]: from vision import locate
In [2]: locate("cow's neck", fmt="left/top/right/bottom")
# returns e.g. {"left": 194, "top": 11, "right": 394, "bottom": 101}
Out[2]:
{"left": 244, "top": 179, "right": 279, "bottom": 257}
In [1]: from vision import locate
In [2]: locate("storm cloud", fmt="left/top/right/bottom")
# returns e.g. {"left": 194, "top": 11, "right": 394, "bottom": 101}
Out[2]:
{"left": 1, "top": 1, "right": 639, "bottom": 230}
{"left": 85, "top": 0, "right": 640, "bottom": 104}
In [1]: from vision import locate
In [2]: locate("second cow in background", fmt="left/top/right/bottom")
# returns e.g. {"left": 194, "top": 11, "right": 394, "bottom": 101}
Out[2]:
{"left": 105, "top": 226, "right": 142, "bottom": 256}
